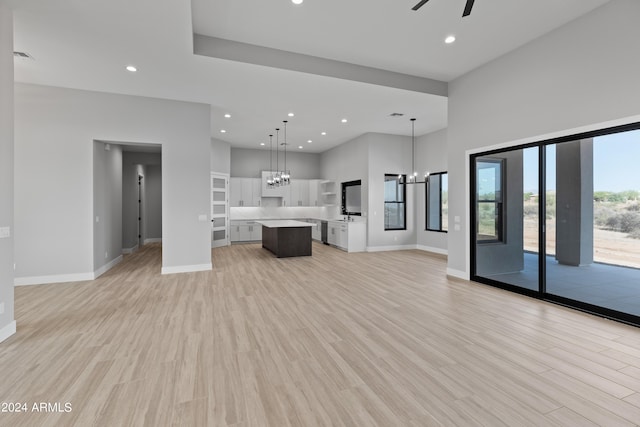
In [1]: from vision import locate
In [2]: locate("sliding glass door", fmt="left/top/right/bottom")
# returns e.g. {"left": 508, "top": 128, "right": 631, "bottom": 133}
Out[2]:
{"left": 473, "top": 147, "right": 539, "bottom": 292}
{"left": 471, "top": 124, "right": 640, "bottom": 325}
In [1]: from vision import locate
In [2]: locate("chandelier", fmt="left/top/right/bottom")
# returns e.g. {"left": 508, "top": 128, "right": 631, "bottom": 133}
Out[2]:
{"left": 266, "top": 121, "right": 292, "bottom": 188}
{"left": 400, "top": 118, "right": 428, "bottom": 184}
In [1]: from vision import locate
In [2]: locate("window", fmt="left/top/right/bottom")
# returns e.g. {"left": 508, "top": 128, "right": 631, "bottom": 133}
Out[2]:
{"left": 384, "top": 174, "right": 406, "bottom": 230}
{"left": 426, "top": 172, "right": 448, "bottom": 232}
{"left": 341, "top": 180, "right": 362, "bottom": 216}
{"left": 476, "top": 159, "right": 504, "bottom": 242}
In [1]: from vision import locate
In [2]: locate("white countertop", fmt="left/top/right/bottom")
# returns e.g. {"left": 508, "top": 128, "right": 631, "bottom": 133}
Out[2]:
{"left": 255, "top": 220, "right": 315, "bottom": 228}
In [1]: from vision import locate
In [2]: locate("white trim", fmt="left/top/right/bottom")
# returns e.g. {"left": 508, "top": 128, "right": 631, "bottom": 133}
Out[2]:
{"left": 161, "top": 263, "right": 212, "bottom": 275}
{"left": 447, "top": 268, "right": 469, "bottom": 280}
{"left": 366, "top": 244, "right": 416, "bottom": 252}
{"left": 122, "top": 244, "right": 139, "bottom": 254}
{"left": 144, "top": 238, "right": 162, "bottom": 244}
{"left": 416, "top": 244, "right": 448, "bottom": 256}
{"left": 94, "top": 255, "right": 123, "bottom": 279}
{"left": 15, "top": 272, "right": 94, "bottom": 286}
{"left": 0, "top": 321, "right": 16, "bottom": 343}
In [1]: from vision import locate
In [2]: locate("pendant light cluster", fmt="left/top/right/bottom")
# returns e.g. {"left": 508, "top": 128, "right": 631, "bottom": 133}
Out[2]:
{"left": 400, "top": 118, "right": 429, "bottom": 185}
{"left": 266, "top": 120, "right": 292, "bottom": 188}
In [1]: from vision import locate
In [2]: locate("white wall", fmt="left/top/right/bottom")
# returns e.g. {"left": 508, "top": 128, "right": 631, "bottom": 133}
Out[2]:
{"left": 321, "top": 133, "right": 370, "bottom": 219}
{"left": 321, "top": 132, "right": 415, "bottom": 250}
{"left": 0, "top": 5, "right": 15, "bottom": 341}
{"left": 14, "top": 84, "right": 212, "bottom": 282}
{"left": 93, "top": 142, "right": 123, "bottom": 273}
{"left": 231, "top": 147, "right": 321, "bottom": 179}
{"left": 366, "top": 133, "right": 414, "bottom": 249}
{"left": 447, "top": 0, "right": 640, "bottom": 278}
{"left": 145, "top": 164, "right": 162, "bottom": 240}
{"left": 415, "top": 129, "right": 448, "bottom": 253}
{"left": 211, "top": 137, "right": 230, "bottom": 175}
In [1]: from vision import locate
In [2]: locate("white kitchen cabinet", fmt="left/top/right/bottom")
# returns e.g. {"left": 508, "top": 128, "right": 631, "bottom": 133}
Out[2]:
{"left": 230, "top": 220, "right": 262, "bottom": 242}
{"left": 327, "top": 220, "right": 366, "bottom": 252}
{"left": 230, "top": 178, "right": 261, "bottom": 207}
{"left": 290, "top": 179, "right": 309, "bottom": 206}
{"left": 308, "top": 219, "right": 321, "bottom": 241}
{"left": 280, "top": 184, "right": 292, "bottom": 207}
{"left": 327, "top": 222, "right": 339, "bottom": 246}
{"left": 308, "top": 179, "right": 321, "bottom": 207}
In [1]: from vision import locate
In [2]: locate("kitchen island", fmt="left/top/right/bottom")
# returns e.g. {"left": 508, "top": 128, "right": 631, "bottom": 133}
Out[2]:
{"left": 255, "top": 220, "right": 314, "bottom": 258}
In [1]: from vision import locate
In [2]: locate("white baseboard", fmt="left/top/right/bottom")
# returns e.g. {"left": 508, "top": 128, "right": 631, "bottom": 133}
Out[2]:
{"left": 144, "top": 238, "right": 162, "bottom": 244}
{"left": 446, "top": 268, "right": 469, "bottom": 281}
{"left": 15, "top": 272, "right": 94, "bottom": 286}
{"left": 161, "top": 263, "right": 212, "bottom": 275}
{"left": 122, "top": 244, "right": 139, "bottom": 254}
{"left": 0, "top": 321, "right": 16, "bottom": 343}
{"left": 94, "top": 255, "right": 123, "bottom": 279}
{"left": 416, "top": 244, "right": 448, "bottom": 256}
{"left": 366, "top": 244, "right": 417, "bottom": 252}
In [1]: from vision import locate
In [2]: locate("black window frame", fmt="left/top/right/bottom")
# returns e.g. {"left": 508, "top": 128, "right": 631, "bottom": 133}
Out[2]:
{"left": 425, "top": 171, "right": 448, "bottom": 233}
{"left": 475, "top": 158, "right": 505, "bottom": 244}
{"left": 384, "top": 174, "right": 407, "bottom": 231}
{"left": 341, "top": 179, "right": 362, "bottom": 216}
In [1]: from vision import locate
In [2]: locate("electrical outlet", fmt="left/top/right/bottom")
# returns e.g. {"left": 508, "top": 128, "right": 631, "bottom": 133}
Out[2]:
{"left": 0, "top": 302, "right": 5, "bottom": 315}
{"left": 0, "top": 227, "right": 10, "bottom": 239}
{"left": 105, "top": 251, "right": 108, "bottom": 259}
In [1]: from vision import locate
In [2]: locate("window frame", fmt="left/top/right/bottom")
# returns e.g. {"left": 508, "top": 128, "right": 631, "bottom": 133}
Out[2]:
{"left": 384, "top": 174, "right": 407, "bottom": 231}
{"left": 475, "top": 158, "right": 505, "bottom": 243}
{"left": 425, "top": 171, "right": 448, "bottom": 233}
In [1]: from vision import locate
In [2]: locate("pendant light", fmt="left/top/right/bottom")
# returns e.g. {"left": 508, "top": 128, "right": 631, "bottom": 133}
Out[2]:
{"left": 282, "top": 120, "right": 291, "bottom": 185}
{"left": 402, "top": 118, "right": 428, "bottom": 184}
{"left": 274, "top": 128, "right": 281, "bottom": 186}
{"left": 266, "top": 134, "right": 274, "bottom": 188}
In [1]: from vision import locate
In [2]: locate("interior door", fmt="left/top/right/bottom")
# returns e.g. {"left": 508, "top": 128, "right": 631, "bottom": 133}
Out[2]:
{"left": 211, "top": 173, "right": 229, "bottom": 248}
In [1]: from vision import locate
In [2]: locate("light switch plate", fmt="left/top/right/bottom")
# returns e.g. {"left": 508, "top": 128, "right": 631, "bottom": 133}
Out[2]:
{"left": 0, "top": 227, "right": 10, "bottom": 239}
{"left": 198, "top": 214, "right": 208, "bottom": 222}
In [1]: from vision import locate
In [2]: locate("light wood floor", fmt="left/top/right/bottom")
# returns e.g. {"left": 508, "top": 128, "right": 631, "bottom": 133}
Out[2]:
{"left": 2, "top": 242, "right": 640, "bottom": 426}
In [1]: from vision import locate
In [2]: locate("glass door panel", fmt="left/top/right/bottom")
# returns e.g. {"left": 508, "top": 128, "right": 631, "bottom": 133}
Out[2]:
{"left": 546, "top": 134, "right": 640, "bottom": 316}
{"left": 473, "top": 147, "right": 539, "bottom": 291}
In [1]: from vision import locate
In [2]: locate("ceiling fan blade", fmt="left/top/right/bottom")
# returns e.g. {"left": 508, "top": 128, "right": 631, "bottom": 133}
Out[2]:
{"left": 412, "top": 0, "right": 430, "bottom": 11}
{"left": 462, "top": 0, "right": 476, "bottom": 16}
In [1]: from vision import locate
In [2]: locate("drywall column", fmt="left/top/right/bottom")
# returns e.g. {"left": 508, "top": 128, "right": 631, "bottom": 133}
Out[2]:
{"left": 0, "top": 4, "right": 15, "bottom": 341}
{"left": 555, "top": 139, "right": 594, "bottom": 266}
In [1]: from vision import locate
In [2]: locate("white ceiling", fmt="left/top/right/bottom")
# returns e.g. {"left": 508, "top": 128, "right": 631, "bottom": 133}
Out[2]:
{"left": 10, "top": 0, "right": 611, "bottom": 153}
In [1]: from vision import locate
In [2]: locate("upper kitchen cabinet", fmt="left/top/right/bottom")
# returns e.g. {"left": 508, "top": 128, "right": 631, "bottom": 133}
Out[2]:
{"left": 229, "top": 177, "right": 261, "bottom": 207}
{"left": 289, "top": 179, "right": 309, "bottom": 207}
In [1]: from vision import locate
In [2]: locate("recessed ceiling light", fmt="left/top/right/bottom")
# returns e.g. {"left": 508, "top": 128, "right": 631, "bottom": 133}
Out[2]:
{"left": 126, "top": 65, "right": 137, "bottom": 72}
{"left": 298, "top": 146, "right": 303, "bottom": 149}
{"left": 260, "top": 142, "right": 265, "bottom": 146}
{"left": 307, "top": 140, "right": 312, "bottom": 143}
{"left": 288, "top": 112, "right": 295, "bottom": 117}
{"left": 224, "top": 113, "right": 231, "bottom": 118}
{"left": 291, "top": 0, "right": 303, "bottom": 5}
{"left": 220, "top": 129, "right": 226, "bottom": 133}
{"left": 445, "top": 35, "right": 456, "bottom": 44}
{"left": 321, "top": 132, "right": 326, "bottom": 136}
{"left": 341, "top": 118, "right": 348, "bottom": 123}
